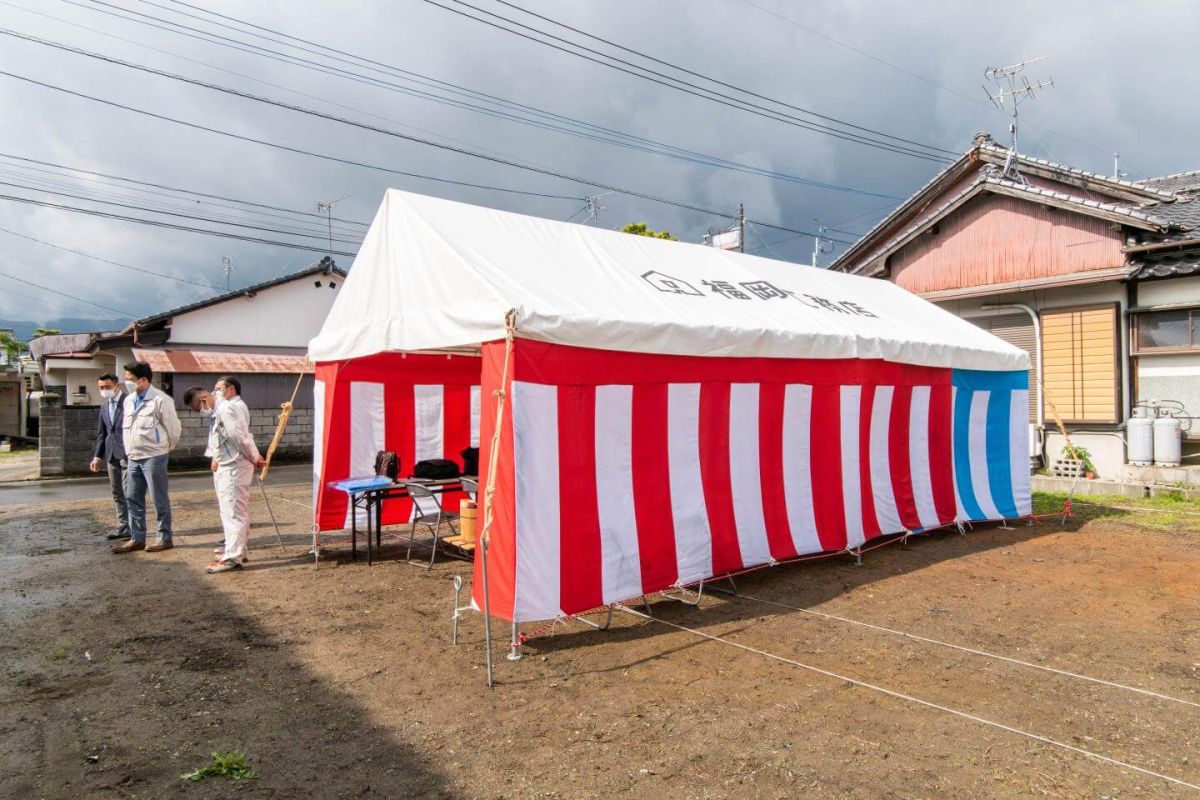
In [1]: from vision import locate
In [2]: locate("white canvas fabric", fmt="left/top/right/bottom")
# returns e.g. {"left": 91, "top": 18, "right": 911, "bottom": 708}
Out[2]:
{"left": 308, "top": 190, "right": 1029, "bottom": 372}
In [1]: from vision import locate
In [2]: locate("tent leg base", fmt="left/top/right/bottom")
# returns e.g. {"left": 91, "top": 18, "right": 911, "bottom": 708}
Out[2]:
{"left": 574, "top": 608, "right": 614, "bottom": 631}
{"left": 663, "top": 581, "right": 704, "bottom": 606}
{"left": 507, "top": 622, "right": 522, "bottom": 661}
{"left": 848, "top": 547, "right": 864, "bottom": 566}
{"left": 707, "top": 575, "right": 739, "bottom": 597}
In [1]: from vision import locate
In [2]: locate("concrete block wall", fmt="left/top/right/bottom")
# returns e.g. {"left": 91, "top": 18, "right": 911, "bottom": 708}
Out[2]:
{"left": 38, "top": 399, "right": 98, "bottom": 477}
{"left": 172, "top": 407, "right": 313, "bottom": 468}
{"left": 38, "top": 393, "right": 63, "bottom": 476}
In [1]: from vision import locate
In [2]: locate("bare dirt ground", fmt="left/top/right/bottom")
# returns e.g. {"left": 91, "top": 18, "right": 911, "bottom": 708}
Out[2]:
{"left": 2, "top": 483, "right": 1198, "bottom": 799}
{"left": 0, "top": 449, "right": 37, "bottom": 483}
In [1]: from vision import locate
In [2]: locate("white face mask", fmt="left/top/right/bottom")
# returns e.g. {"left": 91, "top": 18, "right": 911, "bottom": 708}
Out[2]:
{"left": 124, "top": 380, "right": 139, "bottom": 394}
{"left": 199, "top": 405, "right": 215, "bottom": 418}
{"left": 99, "top": 388, "right": 116, "bottom": 400}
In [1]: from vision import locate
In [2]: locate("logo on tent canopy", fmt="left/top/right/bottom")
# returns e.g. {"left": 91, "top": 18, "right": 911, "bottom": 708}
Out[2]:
{"left": 641, "top": 270, "right": 703, "bottom": 296}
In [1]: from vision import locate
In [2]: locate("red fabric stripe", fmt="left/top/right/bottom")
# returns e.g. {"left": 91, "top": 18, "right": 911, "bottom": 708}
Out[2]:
{"left": 317, "top": 374, "right": 352, "bottom": 530}
{"left": 556, "top": 385, "right": 603, "bottom": 614}
{"left": 380, "top": 383, "right": 415, "bottom": 526}
{"left": 513, "top": 339, "right": 947, "bottom": 387}
{"left": 888, "top": 385, "right": 922, "bottom": 531}
{"left": 698, "top": 383, "right": 742, "bottom": 575}
{"left": 927, "top": 383, "right": 957, "bottom": 525}
{"left": 809, "top": 384, "right": 847, "bottom": 551}
{"left": 473, "top": 341, "right": 516, "bottom": 621}
{"left": 757, "top": 382, "right": 796, "bottom": 560}
{"left": 440, "top": 383, "right": 472, "bottom": 511}
{"left": 630, "top": 384, "right": 678, "bottom": 594}
{"left": 858, "top": 385, "right": 882, "bottom": 541}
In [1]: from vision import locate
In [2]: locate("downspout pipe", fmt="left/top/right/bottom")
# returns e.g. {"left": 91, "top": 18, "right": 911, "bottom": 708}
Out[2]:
{"left": 968, "top": 303, "right": 1044, "bottom": 429}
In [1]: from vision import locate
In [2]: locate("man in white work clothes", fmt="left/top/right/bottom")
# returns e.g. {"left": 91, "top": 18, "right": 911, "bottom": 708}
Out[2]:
{"left": 187, "top": 376, "right": 264, "bottom": 573}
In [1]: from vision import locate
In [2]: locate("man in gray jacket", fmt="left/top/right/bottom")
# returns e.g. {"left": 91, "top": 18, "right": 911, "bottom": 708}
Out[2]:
{"left": 112, "top": 362, "right": 182, "bottom": 554}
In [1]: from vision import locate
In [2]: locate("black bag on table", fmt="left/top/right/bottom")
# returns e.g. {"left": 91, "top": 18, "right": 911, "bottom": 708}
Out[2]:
{"left": 374, "top": 450, "right": 399, "bottom": 481}
{"left": 412, "top": 458, "right": 460, "bottom": 479}
{"left": 461, "top": 446, "right": 479, "bottom": 476}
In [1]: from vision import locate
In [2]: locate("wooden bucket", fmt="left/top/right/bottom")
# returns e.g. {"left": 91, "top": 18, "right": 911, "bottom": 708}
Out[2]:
{"left": 459, "top": 500, "right": 477, "bottom": 544}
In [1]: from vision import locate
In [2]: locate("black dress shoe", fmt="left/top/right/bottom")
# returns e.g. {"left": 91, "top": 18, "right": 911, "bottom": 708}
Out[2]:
{"left": 106, "top": 532, "right": 124, "bottom": 540}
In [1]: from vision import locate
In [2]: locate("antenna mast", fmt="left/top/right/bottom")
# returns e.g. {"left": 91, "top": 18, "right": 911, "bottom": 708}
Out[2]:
{"left": 221, "top": 255, "right": 232, "bottom": 291}
{"left": 982, "top": 57, "right": 1054, "bottom": 183}
{"left": 316, "top": 194, "right": 349, "bottom": 261}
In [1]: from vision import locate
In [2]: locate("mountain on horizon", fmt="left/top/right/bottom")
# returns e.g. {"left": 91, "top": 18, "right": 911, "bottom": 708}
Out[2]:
{"left": 0, "top": 316, "right": 131, "bottom": 343}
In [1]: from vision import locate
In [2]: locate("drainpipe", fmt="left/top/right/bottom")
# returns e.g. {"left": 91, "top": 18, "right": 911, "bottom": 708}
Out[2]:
{"left": 970, "top": 303, "right": 1044, "bottom": 429}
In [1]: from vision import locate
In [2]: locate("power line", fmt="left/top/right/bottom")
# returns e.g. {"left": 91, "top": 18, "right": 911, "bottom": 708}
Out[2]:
{"left": 0, "top": 266, "right": 135, "bottom": 316}
{"left": 419, "top": 0, "right": 955, "bottom": 164}
{"left": 488, "top": 0, "right": 957, "bottom": 157}
{"left": 46, "top": 0, "right": 903, "bottom": 200}
{"left": 0, "top": 192, "right": 361, "bottom": 256}
{"left": 0, "top": 224, "right": 220, "bottom": 289}
{"left": 0, "top": 47, "right": 848, "bottom": 242}
{"left": 0, "top": 285, "right": 127, "bottom": 318}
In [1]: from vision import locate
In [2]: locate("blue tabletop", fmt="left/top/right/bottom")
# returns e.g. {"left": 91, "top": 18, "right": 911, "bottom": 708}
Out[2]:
{"left": 328, "top": 476, "right": 395, "bottom": 493}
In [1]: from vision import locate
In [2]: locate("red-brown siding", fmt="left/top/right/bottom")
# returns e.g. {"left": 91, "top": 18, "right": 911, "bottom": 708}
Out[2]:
{"left": 888, "top": 194, "right": 1125, "bottom": 294}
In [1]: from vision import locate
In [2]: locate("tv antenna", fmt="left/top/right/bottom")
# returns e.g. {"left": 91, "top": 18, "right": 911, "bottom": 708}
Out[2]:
{"left": 583, "top": 192, "right": 610, "bottom": 224}
{"left": 221, "top": 255, "right": 233, "bottom": 291}
{"left": 317, "top": 194, "right": 349, "bottom": 260}
{"left": 982, "top": 57, "right": 1054, "bottom": 183}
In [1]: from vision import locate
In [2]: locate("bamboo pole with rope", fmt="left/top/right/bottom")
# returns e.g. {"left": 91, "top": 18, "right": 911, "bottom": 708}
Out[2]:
{"left": 255, "top": 371, "right": 306, "bottom": 553}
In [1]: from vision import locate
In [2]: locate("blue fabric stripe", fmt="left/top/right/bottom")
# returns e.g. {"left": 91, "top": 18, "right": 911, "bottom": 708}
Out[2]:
{"left": 952, "top": 369, "right": 1028, "bottom": 392}
{"left": 985, "top": 389, "right": 1018, "bottom": 518}
{"left": 953, "top": 387, "right": 985, "bottom": 521}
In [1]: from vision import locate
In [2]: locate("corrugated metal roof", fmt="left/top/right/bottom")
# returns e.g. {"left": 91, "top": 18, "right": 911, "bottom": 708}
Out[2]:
{"left": 132, "top": 348, "right": 312, "bottom": 374}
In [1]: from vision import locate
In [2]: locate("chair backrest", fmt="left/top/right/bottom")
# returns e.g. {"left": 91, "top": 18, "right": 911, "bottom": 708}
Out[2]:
{"left": 460, "top": 478, "right": 478, "bottom": 503}
{"left": 406, "top": 482, "right": 443, "bottom": 518}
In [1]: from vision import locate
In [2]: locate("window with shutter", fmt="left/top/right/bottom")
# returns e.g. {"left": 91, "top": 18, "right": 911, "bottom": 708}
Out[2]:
{"left": 1040, "top": 305, "right": 1118, "bottom": 424}
{"left": 969, "top": 313, "right": 1038, "bottom": 423}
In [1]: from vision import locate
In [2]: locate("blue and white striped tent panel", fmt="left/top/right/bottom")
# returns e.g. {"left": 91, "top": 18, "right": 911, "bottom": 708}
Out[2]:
{"left": 952, "top": 369, "right": 1032, "bottom": 521}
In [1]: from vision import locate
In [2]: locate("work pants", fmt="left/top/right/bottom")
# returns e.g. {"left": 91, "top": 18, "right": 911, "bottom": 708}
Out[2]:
{"left": 216, "top": 458, "right": 254, "bottom": 562}
{"left": 107, "top": 458, "right": 130, "bottom": 539}
{"left": 125, "top": 454, "right": 171, "bottom": 544}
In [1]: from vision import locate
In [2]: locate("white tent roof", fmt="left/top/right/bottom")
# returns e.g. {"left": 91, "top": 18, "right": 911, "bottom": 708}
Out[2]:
{"left": 309, "top": 190, "right": 1029, "bottom": 372}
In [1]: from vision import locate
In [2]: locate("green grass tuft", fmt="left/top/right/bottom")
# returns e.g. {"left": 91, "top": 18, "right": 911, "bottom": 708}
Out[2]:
{"left": 180, "top": 750, "right": 258, "bottom": 782}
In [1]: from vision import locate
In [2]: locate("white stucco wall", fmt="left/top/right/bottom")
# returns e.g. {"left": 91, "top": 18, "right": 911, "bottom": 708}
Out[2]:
{"left": 1137, "top": 275, "right": 1200, "bottom": 307}
{"left": 167, "top": 275, "right": 341, "bottom": 348}
{"left": 42, "top": 355, "right": 120, "bottom": 406}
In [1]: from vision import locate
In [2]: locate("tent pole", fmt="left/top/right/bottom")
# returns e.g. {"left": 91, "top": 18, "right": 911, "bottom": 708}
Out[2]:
{"left": 481, "top": 535, "right": 494, "bottom": 688}
{"left": 507, "top": 622, "right": 522, "bottom": 661}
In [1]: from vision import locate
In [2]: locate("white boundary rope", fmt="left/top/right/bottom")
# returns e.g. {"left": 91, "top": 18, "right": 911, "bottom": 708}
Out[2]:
{"left": 736, "top": 592, "right": 1200, "bottom": 710}
{"left": 617, "top": 605, "right": 1200, "bottom": 792}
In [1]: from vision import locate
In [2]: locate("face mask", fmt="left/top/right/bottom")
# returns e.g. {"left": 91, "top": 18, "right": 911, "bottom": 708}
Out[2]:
{"left": 199, "top": 406, "right": 215, "bottom": 418}
{"left": 99, "top": 388, "right": 116, "bottom": 400}
{"left": 124, "top": 380, "right": 139, "bottom": 394}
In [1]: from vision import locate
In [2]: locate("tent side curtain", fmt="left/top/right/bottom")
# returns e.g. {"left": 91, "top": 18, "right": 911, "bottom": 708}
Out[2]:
{"left": 473, "top": 339, "right": 1031, "bottom": 624}
{"left": 313, "top": 352, "right": 482, "bottom": 532}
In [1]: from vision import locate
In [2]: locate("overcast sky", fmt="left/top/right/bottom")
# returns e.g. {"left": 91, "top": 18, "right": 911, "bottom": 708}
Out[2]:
{"left": 1, "top": 0, "right": 1197, "bottom": 325}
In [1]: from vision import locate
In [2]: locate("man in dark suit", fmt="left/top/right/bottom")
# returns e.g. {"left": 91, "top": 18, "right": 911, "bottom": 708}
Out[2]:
{"left": 89, "top": 372, "right": 129, "bottom": 541}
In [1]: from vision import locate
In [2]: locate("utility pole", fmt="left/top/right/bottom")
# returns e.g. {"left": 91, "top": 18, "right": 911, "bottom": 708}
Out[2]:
{"left": 221, "top": 255, "right": 233, "bottom": 292}
{"left": 317, "top": 194, "right": 349, "bottom": 261}
{"left": 982, "top": 58, "right": 1054, "bottom": 184}
{"left": 811, "top": 219, "right": 832, "bottom": 267}
{"left": 738, "top": 203, "right": 745, "bottom": 253}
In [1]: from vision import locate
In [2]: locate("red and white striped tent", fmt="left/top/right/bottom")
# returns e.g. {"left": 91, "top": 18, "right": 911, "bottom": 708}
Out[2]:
{"left": 309, "top": 190, "right": 1031, "bottom": 624}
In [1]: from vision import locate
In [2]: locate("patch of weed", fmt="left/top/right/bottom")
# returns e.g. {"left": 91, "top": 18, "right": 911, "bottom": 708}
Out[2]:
{"left": 180, "top": 750, "right": 258, "bottom": 782}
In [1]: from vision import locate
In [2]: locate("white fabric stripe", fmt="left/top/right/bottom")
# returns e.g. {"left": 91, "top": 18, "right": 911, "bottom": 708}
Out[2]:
{"left": 594, "top": 385, "right": 643, "bottom": 604}
{"left": 413, "top": 385, "right": 444, "bottom": 462}
{"left": 512, "top": 382, "right": 561, "bottom": 622}
{"left": 782, "top": 385, "right": 821, "bottom": 555}
{"left": 968, "top": 391, "right": 1002, "bottom": 520}
{"left": 1009, "top": 388, "right": 1032, "bottom": 516}
{"left": 839, "top": 386, "right": 865, "bottom": 549}
{"left": 312, "top": 378, "right": 325, "bottom": 524}
{"left": 952, "top": 387, "right": 967, "bottom": 522}
{"left": 667, "top": 384, "right": 713, "bottom": 585}
{"left": 908, "top": 386, "right": 940, "bottom": 530}
{"left": 469, "top": 385, "right": 481, "bottom": 448}
{"left": 347, "top": 382, "right": 385, "bottom": 527}
{"left": 869, "top": 386, "right": 903, "bottom": 534}
{"left": 729, "top": 384, "right": 773, "bottom": 567}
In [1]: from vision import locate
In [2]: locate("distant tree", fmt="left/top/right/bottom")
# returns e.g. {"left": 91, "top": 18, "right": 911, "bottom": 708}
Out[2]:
{"left": 621, "top": 222, "right": 676, "bottom": 241}
{"left": 0, "top": 331, "right": 24, "bottom": 363}
{"left": 32, "top": 327, "right": 59, "bottom": 337}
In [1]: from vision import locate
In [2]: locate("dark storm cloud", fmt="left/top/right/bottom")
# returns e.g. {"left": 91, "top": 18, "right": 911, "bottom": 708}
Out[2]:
{"left": 1, "top": 0, "right": 1196, "bottom": 322}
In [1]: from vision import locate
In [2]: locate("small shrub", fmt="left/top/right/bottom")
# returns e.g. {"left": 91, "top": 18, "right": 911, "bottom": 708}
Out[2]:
{"left": 181, "top": 750, "right": 257, "bottom": 782}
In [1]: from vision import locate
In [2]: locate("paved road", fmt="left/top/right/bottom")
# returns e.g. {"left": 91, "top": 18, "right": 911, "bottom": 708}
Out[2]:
{"left": 0, "top": 462, "right": 311, "bottom": 505}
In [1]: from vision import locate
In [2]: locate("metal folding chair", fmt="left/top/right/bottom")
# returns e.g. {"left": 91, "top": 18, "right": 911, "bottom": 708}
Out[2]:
{"left": 405, "top": 483, "right": 459, "bottom": 569}
{"left": 460, "top": 477, "right": 478, "bottom": 503}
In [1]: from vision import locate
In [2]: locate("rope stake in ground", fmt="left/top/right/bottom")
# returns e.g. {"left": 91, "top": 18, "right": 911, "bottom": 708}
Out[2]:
{"left": 735, "top": 592, "right": 1200, "bottom": 710}
{"left": 617, "top": 605, "right": 1200, "bottom": 793}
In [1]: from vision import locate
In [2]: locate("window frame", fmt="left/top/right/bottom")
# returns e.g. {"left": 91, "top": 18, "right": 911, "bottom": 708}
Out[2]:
{"left": 1131, "top": 305, "right": 1200, "bottom": 355}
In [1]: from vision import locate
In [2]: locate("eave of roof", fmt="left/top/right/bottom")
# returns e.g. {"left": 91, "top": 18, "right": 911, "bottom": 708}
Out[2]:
{"left": 840, "top": 176, "right": 1171, "bottom": 275}
{"left": 121, "top": 257, "right": 346, "bottom": 334}
{"left": 975, "top": 145, "right": 1176, "bottom": 202}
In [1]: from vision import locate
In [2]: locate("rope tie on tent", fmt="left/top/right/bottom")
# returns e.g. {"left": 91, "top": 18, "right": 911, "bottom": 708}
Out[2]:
{"left": 480, "top": 310, "right": 517, "bottom": 550}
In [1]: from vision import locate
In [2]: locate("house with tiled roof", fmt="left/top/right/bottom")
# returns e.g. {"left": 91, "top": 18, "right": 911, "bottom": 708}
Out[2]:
{"left": 831, "top": 133, "right": 1200, "bottom": 480}
{"left": 35, "top": 258, "right": 344, "bottom": 475}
